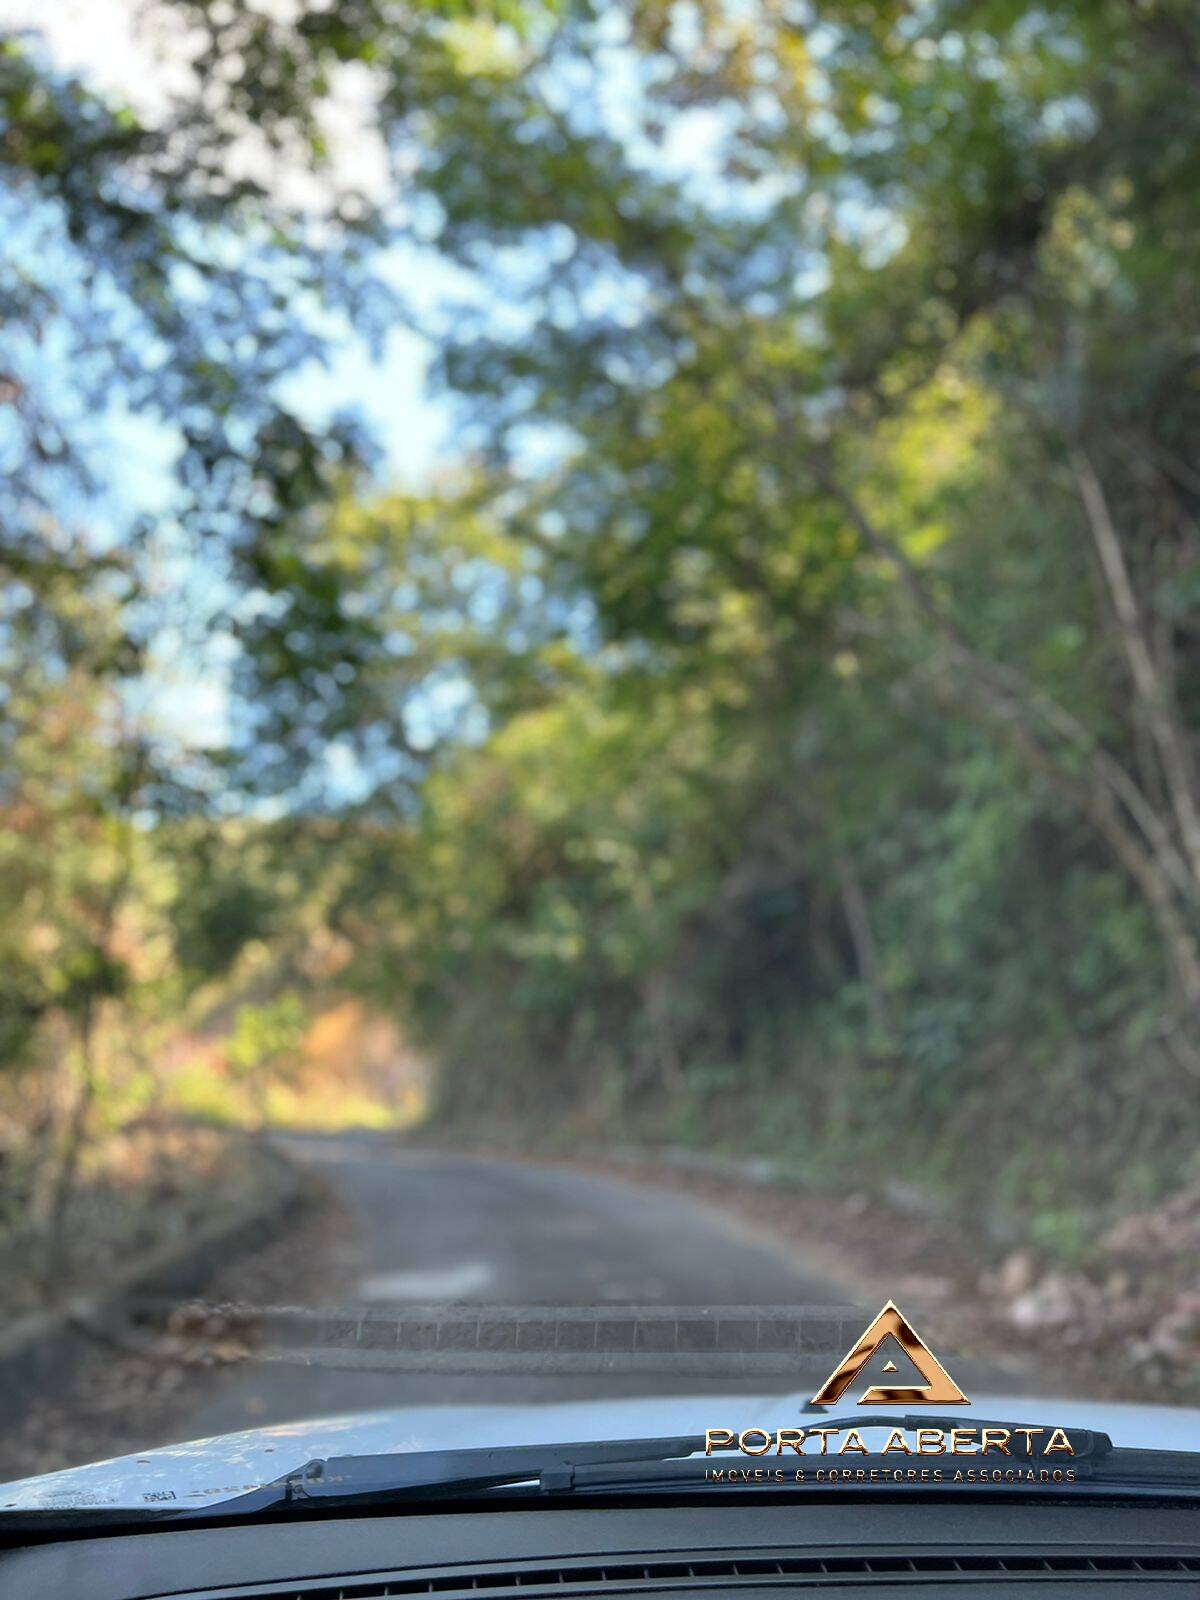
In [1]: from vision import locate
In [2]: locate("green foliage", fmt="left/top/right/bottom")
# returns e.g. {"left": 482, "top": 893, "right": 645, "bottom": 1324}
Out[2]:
{"left": 167, "top": 834, "right": 283, "bottom": 987}
{"left": 227, "top": 996, "right": 306, "bottom": 1082}
{"left": 0, "top": 560, "right": 138, "bottom": 1069}
{"left": 307, "top": 0, "right": 1200, "bottom": 1233}
{"left": 4, "top": 0, "right": 1200, "bottom": 1253}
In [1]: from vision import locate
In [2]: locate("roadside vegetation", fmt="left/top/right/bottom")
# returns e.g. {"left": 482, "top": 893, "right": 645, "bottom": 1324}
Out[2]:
{"left": 1, "top": 0, "right": 1197, "bottom": 1371}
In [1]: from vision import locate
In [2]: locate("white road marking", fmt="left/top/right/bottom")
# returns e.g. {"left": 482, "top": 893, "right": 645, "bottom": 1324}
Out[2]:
{"left": 358, "top": 1261, "right": 496, "bottom": 1301}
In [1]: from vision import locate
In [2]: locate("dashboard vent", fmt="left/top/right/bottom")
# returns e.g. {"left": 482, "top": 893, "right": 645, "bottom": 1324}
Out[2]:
{"left": 196, "top": 1548, "right": 1200, "bottom": 1599}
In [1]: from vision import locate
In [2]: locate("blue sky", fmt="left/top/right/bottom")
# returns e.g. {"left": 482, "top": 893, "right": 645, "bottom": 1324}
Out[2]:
{"left": 3, "top": 0, "right": 764, "bottom": 767}
{"left": 2, "top": 1, "right": 468, "bottom": 755}
{"left": 5, "top": 0, "right": 455, "bottom": 484}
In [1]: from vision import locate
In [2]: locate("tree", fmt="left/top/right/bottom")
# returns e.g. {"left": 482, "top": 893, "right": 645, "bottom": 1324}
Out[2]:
{"left": 355, "top": 0, "right": 1200, "bottom": 1019}
{"left": 0, "top": 543, "right": 145, "bottom": 1278}
{"left": 255, "top": 0, "right": 1200, "bottom": 1214}
{"left": 5, "top": 0, "right": 1199, "bottom": 1236}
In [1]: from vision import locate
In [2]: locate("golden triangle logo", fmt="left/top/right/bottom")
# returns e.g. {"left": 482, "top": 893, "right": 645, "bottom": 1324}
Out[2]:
{"left": 809, "top": 1300, "right": 969, "bottom": 1406}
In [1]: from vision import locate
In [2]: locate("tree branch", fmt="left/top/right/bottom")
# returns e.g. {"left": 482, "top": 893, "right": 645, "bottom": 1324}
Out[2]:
{"left": 814, "top": 459, "right": 1196, "bottom": 901}
{"left": 1071, "top": 446, "right": 1200, "bottom": 885}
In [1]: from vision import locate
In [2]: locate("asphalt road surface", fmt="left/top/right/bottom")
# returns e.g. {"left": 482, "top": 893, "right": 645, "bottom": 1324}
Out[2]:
{"left": 2, "top": 1133, "right": 1024, "bottom": 1479}
{"left": 180, "top": 1134, "right": 872, "bottom": 1438}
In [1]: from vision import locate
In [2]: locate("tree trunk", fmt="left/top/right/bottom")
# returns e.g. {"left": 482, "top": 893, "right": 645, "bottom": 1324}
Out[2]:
{"left": 833, "top": 846, "right": 892, "bottom": 1042}
{"left": 816, "top": 462, "right": 1200, "bottom": 1010}
{"left": 43, "top": 1005, "right": 98, "bottom": 1296}
{"left": 1072, "top": 448, "right": 1200, "bottom": 884}
{"left": 643, "top": 973, "right": 686, "bottom": 1097}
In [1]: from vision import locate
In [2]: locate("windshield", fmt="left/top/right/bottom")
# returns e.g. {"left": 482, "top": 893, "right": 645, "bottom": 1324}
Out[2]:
{"left": 0, "top": 0, "right": 1197, "bottom": 1509}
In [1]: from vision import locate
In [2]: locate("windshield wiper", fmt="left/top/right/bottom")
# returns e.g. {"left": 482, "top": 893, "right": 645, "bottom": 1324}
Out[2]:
{"left": 166, "top": 1415, "right": 1180, "bottom": 1520}
{"left": 4, "top": 1418, "right": 1197, "bottom": 1537}
{"left": 801, "top": 1415, "right": 1114, "bottom": 1459}
{"left": 181, "top": 1433, "right": 710, "bottom": 1520}
{"left": 909, "top": 1414, "right": 1117, "bottom": 1461}
{"left": 0, "top": 1434, "right": 709, "bottom": 1537}
{"left": 241, "top": 1416, "right": 1200, "bottom": 1509}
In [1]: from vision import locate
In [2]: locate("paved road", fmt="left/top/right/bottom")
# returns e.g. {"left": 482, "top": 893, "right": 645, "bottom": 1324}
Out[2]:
{"left": 181, "top": 1134, "right": 865, "bottom": 1437}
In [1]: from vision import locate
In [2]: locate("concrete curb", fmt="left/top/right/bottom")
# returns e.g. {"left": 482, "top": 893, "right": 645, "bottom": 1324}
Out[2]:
{"left": 0, "top": 1151, "right": 306, "bottom": 1429}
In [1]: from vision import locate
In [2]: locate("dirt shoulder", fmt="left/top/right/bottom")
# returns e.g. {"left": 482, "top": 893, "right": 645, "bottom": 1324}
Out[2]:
{"left": 1, "top": 1123, "right": 295, "bottom": 1326}
{"left": 416, "top": 1128, "right": 1199, "bottom": 1409}
{"left": 0, "top": 1169, "right": 355, "bottom": 1482}
{"left": 566, "top": 1147, "right": 1200, "bottom": 1408}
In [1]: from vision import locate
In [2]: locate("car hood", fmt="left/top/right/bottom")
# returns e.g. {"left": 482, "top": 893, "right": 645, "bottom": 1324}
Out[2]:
{"left": 2, "top": 1393, "right": 1198, "bottom": 1514}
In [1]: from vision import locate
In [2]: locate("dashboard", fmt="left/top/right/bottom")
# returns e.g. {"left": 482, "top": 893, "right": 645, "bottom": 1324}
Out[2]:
{"left": 2, "top": 1495, "right": 1199, "bottom": 1600}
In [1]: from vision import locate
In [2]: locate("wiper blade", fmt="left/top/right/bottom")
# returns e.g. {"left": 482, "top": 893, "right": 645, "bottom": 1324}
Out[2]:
{"left": 196, "top": 1433, "right": 708, "bottom": 1519}
{"left": 0, "top": 1436, "right": 709, "bottom": 1537}
{"left": 747, "top": 1415, "right": 1113, "bottom": 1461}
{"left": 183, "top": 1417, "right": 1121, "bottom": 1519}
{"left": 5, "top": 1419, "right": 1196, "bottom": 1536}
{"left": 898, "top": 1414, "right": 1112, "bottom": 1461}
